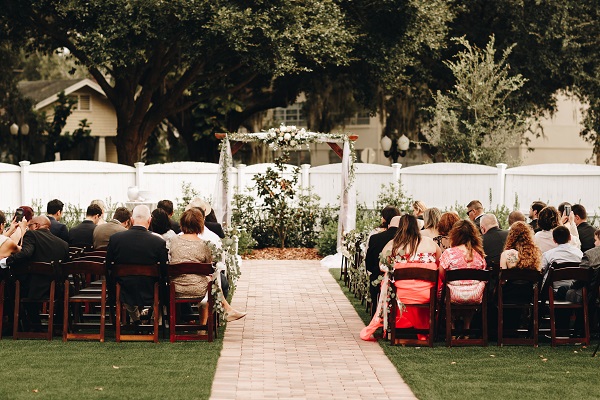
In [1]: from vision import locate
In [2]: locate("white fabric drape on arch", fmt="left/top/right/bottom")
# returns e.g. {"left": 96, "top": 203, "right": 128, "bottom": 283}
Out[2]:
{"left": 213, "top": 139, "right": 232, "bottom": 227}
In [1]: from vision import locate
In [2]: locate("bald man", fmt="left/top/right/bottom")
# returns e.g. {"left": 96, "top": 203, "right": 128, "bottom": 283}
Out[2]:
{"left": 106, "top": 205, "right": 168, "bottom": 324}
{"left": 7, "top": 215, "right": 69, "bottom": 330}
{"left": 480, "top": 214, "right": 508, "bottom": 268}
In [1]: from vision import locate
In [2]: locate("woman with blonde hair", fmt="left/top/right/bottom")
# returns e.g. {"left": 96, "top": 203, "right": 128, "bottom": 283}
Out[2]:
{"left": 439, "top": 219, "right": 487, "bottom": 334}
{"left": 421, "top": 207, "right": 441, "bottom": 239}
{"left": 412, "top": 201, "right": 427, "bottom": 229}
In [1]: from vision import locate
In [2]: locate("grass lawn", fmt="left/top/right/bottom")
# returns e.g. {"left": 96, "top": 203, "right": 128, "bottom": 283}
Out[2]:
{"left": 330, "top": 268, "right": 600, "bottom": 400}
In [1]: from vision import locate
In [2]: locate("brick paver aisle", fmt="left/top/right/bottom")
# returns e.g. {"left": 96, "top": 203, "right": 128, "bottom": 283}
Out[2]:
{"left": 210, "top": 260, "right": 417, "bottom": 400}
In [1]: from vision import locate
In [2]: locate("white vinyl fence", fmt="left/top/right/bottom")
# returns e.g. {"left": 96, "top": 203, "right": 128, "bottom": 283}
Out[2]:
{"left": 2, "top": 160, "right": 600, "bottom": 218}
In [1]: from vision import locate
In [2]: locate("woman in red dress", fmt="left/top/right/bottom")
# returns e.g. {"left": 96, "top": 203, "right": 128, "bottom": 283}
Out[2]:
{"left": 360, "top": 214, "right": 441, "bottom": 341}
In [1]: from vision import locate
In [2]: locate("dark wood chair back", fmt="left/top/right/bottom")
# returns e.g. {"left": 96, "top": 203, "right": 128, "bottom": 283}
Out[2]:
{"left": 389, "top": 267, "right": 438, "bottom": 347}
{"left": 12, "top": 262, "right": 58, "bottom": 341}
{"left": 167, "top": 262, "right": 215, "bottom": 343}
{"left": 61, "top": 260, "right": 108, "bottom": 342}
{"left": 546, "top": 266, "right": 592, "bottom": 347}
{"left": 497, "top": 268, "right": 541, "bottom": 347}
{"left": 444, "top": 268, "right": 490, "bottom": 347}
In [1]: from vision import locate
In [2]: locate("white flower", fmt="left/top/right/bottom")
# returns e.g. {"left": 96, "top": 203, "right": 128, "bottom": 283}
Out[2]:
{"left": 284, "top": 133, "right": 291, "bottom": 141}
{"left": 290, "top": 140, "right": 297, "bottom": 147}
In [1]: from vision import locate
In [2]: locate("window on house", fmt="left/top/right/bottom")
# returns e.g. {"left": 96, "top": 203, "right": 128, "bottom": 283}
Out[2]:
{"left": 69, "top": 94, "right": 92, "bottom": 111}
{"left": 273, "top": 103, "right": 307, "bottom": 127}
{"left": 345, "top": 111, "right": 371, "bottom": 126}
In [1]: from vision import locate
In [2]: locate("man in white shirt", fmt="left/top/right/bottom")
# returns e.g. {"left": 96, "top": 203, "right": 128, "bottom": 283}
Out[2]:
{"left": 541, "top": 226, "right": 583, "bottom": 299}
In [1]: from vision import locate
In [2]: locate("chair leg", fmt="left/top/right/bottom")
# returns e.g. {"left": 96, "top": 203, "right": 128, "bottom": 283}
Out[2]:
{"left": 100, "top": 282, "right": 106, "bottom": 343}
{"left": 47, "top": 282, "right": 55, "bottom": 341}
{"left": 115, "top": 284, "right": 121, "bottom": 343}
{"left": 0, "top": 280, "right": 4, "bottom": 340}
{"left": 63, "top": 282, "right": 69, "bottom": 342}
{"left": 153, "top": 283, "right": 159, "bottom": 343}
{"left": 169, "top": 290, "right": 176, "bottom": 343}
{"left": 13, "top": 281, "right": 20, "bottom": 339}
{"left": 445, "top": 299, "right": 452, "bottom": 347}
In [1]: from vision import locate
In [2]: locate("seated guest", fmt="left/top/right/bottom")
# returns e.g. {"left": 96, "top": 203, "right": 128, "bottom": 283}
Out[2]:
{"left": 499, "top": 221, "right": 542, "bottom": 331}
{"left": 0, "top": 211, "right": 22, "bottom": 257}
{"left": 69, "top": 204, "right": 103, "bottom": 248}
{"left": 46, "top": 199, "right": 69, "bottom": 242}
{"left": 480, "top": 214, "right": 508, "bottom": 268}
{"left": 439, "top": 220, "right": 487, "bottom": 334}
{"left": 421, "top": 207, "right": 441, "bottom": 239}
{"left": 534, "top": 206, "right": 580, "bottom": 253}
{"left": 573, "top": 229, "right": 600, "bottom": 304}
{"left": 434, "top": 212, "right": 460, "bottom": 252}
{"left": 185, "top": 199, "right": 222, "bottom": 246}
{"left": 6, "top": 216, "right": 68, "bottom": 330}
{"left": 508, "top": 210, "right": 526, "bottom": 226}
{"left": 366, "top": 205, "right": 400, "bottom": 246}
{"left": 157, "top": 199, "right": 181, "bottom": 234}
{"left": 93, "top": 207, "right": 131, "bottom": 249}
{"left": 571, "top": 204, "right": 596, "bottom": 253}
{"left": 105, "top": 205, "right": 168, "bottom": 324}
{"left": 6, "top": 206, "right": 34, "bottom": 245}
{"left": 541, "top": 226, "right": 583, "bottom": 299}
{"left": 365, "top": 214, "right": 400, "bottom": 316}
{"left": 90, "top": 200, "right": 107, "bottom": 225}
{"left": 529, "top": 201, "right": 546, "bottom": 232}
{"left": 412, "top": 201, "right": 427, "bottom": 229}
{"left": 466, "top": 200, "right": 484, "bottom": 228}
{"left": 150, "top": 208, "right": 177, "bottom": 242}
{"left": 169, "top": 208, "right": 246, "bottom": 324}
{"left": 186, "top": 198, "right": 225, "bottom": 239}
{"left": 360, "top": 214, "right": 441, "bottom": 341}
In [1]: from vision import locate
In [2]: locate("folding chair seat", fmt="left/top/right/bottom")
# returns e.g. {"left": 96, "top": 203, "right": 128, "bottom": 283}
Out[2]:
{"left": 497, "top": 268, "right": 541, "bottom": 347}
{"left": 545, "top": 266, "right": 592, "bottom": 347}
{"left": 62, "top": 260, "right": 107, "bottom": 342}
{"left": 167, "top": 262, "right": 216, "bottom": 342}
{"left": 389, "top": 267, "right": 438, "bottom": 347}
{"left": 112, "top": 263, "right": 161, "bottom": 343}
{"left": 12, "top": 262, "right": 58, "bottom": 340}
{"left": 445, "top": 269, "right": 490, "bottom": 347}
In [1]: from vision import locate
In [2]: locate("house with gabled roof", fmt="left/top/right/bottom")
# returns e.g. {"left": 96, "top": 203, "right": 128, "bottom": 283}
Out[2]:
{"left": 18, "top": 78, "right": 118, "bottom": 162}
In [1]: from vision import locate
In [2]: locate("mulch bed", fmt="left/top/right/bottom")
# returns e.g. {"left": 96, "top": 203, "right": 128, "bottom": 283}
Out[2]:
{"left": 241, "top": 247, "right": 323, "bottom": 260}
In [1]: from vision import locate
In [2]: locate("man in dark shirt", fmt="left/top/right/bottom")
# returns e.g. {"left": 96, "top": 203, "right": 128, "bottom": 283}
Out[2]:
{"left": 157, "top": 199, "right": 180, "bottom": 234}
{"left": 7, "top": 216, "right": 69, "bottom": 329}
{"left": 572, "top": 204, "right": 597, "bottom": 253}
{"left": 46, "top": 199, "right": 69, "bottom": 242}
{"left": 69, "top": 204, "right": 102, "bottom": 248}
{"left": 529, "top": 201, "right": 546, "bottom": 233}
{"left": 480, "top": 214, "right": 508, "bottom": 268}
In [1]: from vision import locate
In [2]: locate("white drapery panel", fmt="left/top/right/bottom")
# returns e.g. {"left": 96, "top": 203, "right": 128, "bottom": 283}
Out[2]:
{"left": 213, "top": 140, "right": 232, "bottom": 227}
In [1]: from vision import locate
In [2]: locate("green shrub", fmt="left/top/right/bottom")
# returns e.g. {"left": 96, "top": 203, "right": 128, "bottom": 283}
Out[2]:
{"left": 316, "top": 219, "right": 338, "bottom": 256}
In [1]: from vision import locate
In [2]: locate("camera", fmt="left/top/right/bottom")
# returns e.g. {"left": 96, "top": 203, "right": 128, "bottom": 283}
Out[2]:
{"left": 14, "top": 208, "right": 24, "bottom": 222}
{"left": 564, "top": 205, "right": 571, "bottom": 216}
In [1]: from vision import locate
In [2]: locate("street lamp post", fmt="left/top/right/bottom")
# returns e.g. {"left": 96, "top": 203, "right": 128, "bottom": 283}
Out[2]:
{"left": 380, "top": 131, "right": 410, "bottom": 163}
{"left": 10, "top": 122, "right": 29, "bottom": 162}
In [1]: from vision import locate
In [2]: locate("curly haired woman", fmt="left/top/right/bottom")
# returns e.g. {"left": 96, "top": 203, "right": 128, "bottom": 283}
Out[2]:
{"left": 499, "top": 221, "right": 542, "bottom": 331}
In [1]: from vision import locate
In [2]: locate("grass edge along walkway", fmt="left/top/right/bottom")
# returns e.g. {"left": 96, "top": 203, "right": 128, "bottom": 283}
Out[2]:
{"left": 330, "top": 267, "right": 600, "bottom": 400}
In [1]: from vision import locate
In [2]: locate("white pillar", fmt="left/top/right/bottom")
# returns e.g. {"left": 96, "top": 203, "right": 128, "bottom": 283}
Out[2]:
{"left": 391, "top": 162, "right": 402, "bottom": 183}
{"left": 19, "top": 161, "right": 31, "bottom": 206}
{"left": 96, "top": 137, "right": 107, "bottom": 162}
{"left": 496, "top": 163, "right": 508, "bottom": 209}
{"left": 236, "top": 164, "right": 246, "bottom": 193}
{"left": 135, "top": 162, "right": 145, "bottom": 189}
{"left": 301, "top": 164, "right": 311, "bottom": 193}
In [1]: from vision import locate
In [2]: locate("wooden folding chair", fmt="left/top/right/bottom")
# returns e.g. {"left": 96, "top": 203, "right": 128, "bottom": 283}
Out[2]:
{"left": 445, "top": 269, "right": 490, "bottom": 347}
{"left": 167, "top": 262, "right": 215, "bottom": 342}
{"left": 112, "top": 263, "right": 161, "bottom": 343}
{"left": 12, "top": 262, "right": 58, "bottom": 340}
{"left": 389, "top": 267, "right": 438, "bottom": 347}
{"left": 546, "top": 266, "right": 592, "bottom": 347}
{"left": 62, "top": 260, "right": 107, "bottom": 342}
{"left": 497, "top": 268, "right": 541, "bottom": 347}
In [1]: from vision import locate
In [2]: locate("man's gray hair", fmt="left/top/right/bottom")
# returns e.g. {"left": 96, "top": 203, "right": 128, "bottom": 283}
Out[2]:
{"left": 480, "top": 213, "right": 499, "bottom": 229}
{"left": 132, "top": 205, "right": 151, "bottom": 222}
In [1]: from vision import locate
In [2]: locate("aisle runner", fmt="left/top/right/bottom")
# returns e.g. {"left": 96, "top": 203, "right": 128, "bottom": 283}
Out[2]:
{"left": 210, "top": 260, "right": 416, "bottom": 400}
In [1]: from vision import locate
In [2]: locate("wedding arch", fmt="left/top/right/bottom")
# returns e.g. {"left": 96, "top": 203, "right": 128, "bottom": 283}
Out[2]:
{"left": 213, "top": 124, "right": 358, "bottom": 248}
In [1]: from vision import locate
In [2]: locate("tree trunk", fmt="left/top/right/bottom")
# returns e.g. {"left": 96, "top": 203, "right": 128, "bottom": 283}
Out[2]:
{"left": 115, "top": 124, "right": 152, "bottom": 166}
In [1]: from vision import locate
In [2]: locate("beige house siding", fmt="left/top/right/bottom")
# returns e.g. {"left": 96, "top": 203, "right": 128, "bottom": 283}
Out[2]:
{"left": 40, "top": 88, "right": 117, "bottom": 138}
